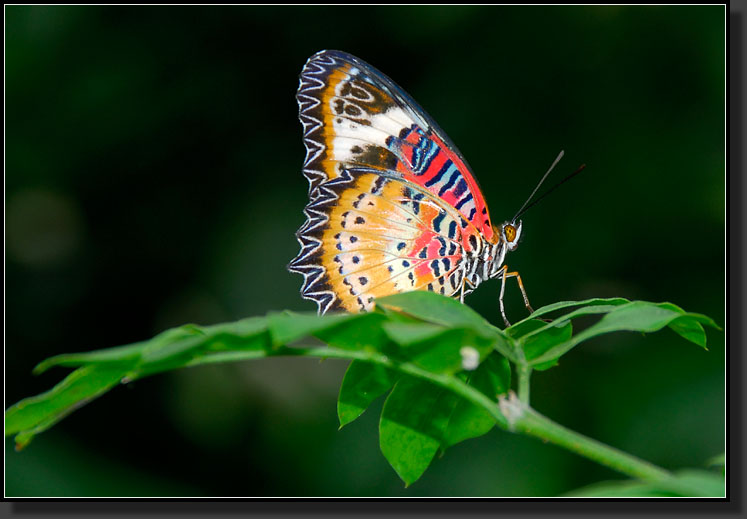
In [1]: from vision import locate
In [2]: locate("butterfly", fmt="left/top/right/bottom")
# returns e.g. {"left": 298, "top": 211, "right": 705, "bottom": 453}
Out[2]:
{"left": 288, "top": 50, "right": 541, "bottom": 327}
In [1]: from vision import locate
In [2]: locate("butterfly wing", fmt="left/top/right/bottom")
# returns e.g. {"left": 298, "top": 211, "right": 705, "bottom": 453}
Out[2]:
{"left": 293, "top": 170, "right": 476, "bottom": 313}
{"left": 290, "top": 50, "right": 492, "bottom": 313}
{"left": 294, "top": 50, "right": 496, "bottom": 240}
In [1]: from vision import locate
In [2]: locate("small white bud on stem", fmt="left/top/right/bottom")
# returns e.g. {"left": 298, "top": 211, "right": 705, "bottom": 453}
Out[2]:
{"left": 459, "top": 346, "right": 480, "bottom": 371}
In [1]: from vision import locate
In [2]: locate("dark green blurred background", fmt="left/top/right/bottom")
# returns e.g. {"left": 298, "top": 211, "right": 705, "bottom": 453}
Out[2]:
{"left": 6, "top": 6, "right": 725, "bottom": 497}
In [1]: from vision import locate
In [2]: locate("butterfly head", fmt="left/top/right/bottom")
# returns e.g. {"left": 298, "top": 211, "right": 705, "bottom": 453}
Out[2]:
{"left": 481, "top": 221, "right": 522, "bottom": 280}
{"left": 502, "top": 220, "right": 523, "bottom": 252}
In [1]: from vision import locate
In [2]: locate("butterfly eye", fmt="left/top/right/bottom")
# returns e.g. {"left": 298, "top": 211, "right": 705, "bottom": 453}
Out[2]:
{"left": 504, "top": 225, "right": 516, "bottom": 242}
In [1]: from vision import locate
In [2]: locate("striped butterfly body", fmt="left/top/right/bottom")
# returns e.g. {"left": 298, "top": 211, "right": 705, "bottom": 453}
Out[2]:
{"left": 288, "top": 50, "right": 530, "bottom": 325}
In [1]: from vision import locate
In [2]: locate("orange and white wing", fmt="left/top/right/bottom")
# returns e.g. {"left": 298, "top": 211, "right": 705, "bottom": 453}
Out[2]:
{"left": 288, "top": 50, "right": 492, "bottom": 313}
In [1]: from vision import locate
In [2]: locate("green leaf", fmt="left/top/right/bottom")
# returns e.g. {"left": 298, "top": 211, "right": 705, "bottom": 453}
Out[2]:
{"left": 6, "top": 292, "right": 720, "bottom": 486}
{"left": 266, "top": 311, "right": 356, "bottom": 346}
{"left": 656, "top": 303, "right": 721, "bottom": 330}
{"left": 377, "top": 292, "right": 518, "bottom": 361}
{"left": 206, "top": 331, "right": 272, "bottom": 354}
{"left": 33, "top": 341, "right": 148, "bottom": 374}
{"left": 400, "top": 328, "right": 495, "bottom": 375}
{"left": 509, "top": 319, "right": 573, "bottom": 369}
{"left": 505, "top": 318, "right": 548, "bottom": 340}
{"left": 441, "top": 352, "right": 511, "bottom": 448}
{"left": 659, "top": 470, "right": 726, "bottom": 497}
{"left": 337, "top": 360, "right": 399, "bottom": 428}
{"left": 381, "top": 322, "right": 448, "bottom": 347}
{"left": 582, "top": 302, "right": 680, "bottom": 334}
{"left": 5, "top": 363, "right": 133, "bottom": 449}
{"left": 377, "top": 291, "right": 498, "bottom": 339}
{"left": 33, "top": 318, "right": 271, "bottom": 375}
{"left": 206, "top": 317, "right": 270, "bottom": 349}
{"left": 508, "top": 304, "right": 625, "bottom": 369}
{"left": 565, "top": 469, "right": 725, "bottom": 497}
{"left": 140, "top": 326, "right": 207, "bottom": 364}
{"left": 531, "top": 359, "right": 561, "bottom": 371}
{"left": 379, "top": 377, "right": 454, "bottom": 486}
{"left": 314, "top": 312, "right": 391, "bottom": 351}
{"left": 509, "top": 304, "right": 621, "bottom": 340}
{"left": 528, "top": 301, "right": 716, "bottom": 366}
{"left": 205, "top": 316, "right": 268, "bottom": 337}
{"left": 519, "top": 297, "right": 630, "bottom": 322}
{"left": 137, "top": 323, "right": 253, "bottom": 377}
{"left": 667, "top": 316, "right": 707, "bottom": 349}
{"left": 378, "top": 352, "right": 511, "bottom": 486}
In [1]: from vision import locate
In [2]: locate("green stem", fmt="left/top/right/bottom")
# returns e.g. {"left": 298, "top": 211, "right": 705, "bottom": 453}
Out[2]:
{"left": 513, "top": 405, "right": 671, "bottom": 481}
{"left": 186, "top": 347, "right": 671, "bottom": 482}
{"left": 517, "top": 364, "right": 531, "bottom": 405}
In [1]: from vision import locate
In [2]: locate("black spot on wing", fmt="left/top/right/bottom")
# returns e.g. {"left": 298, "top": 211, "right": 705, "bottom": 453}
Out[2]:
{"left": 453, "top": 178, "right": 468, "bottom": 198}
{"left": 455, "top": 193, "right": 473, "bottom": 211}
{"left": 343, "top": 277, "right": 356, "bottom": 296}
{"left": 437, "top": 237, "right": 447, "bottom": 256}
{"left": 425, "top": 160, "right": 452, "bottom": 187}
{"left": 432, "top": 211, "right": 446, "bottom": 233}
{"left": 437, "top": 169, "right": 459, "bottom": 196}
{"left": 344, "top": 104, "right": 361, "bottom": 117}
{"left": 411, "top": 192, "right": 425, "bottom": 215}
{"left": 372, "top": 176, "right": 387, "bottom": 194}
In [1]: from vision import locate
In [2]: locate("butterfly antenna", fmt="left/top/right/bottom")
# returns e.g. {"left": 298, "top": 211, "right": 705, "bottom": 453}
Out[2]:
{"left": 511, "top": 150, "right": 565, "bottom": 223}
{"left": 513, "top": 161, "right": 587, "bottom": 222}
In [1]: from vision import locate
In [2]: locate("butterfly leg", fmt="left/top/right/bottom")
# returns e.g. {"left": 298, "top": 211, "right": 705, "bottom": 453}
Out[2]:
{"left": 498, "top": 265, "right": 512, "bottom": 327}
{"left": 460, "top": 277, "right": 477, "bottom": 304}
{"left": 504, "top": 270, "right": 536, "bottom": 316}
{"left": 498, "top": 265, "right": 537, "bottom": 328}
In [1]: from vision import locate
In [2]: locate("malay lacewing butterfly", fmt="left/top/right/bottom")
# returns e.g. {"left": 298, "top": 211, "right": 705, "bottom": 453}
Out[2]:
{"left": 288, "top": 50, "right": 582, "bottom": 326}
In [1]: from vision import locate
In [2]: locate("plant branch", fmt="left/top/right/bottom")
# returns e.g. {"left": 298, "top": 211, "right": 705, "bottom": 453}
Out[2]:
{"left": 517, "top": 363, "right": 532, "bottom": 405}
{"left": 512, "top": 404, "right": 672, "bottom": 481}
